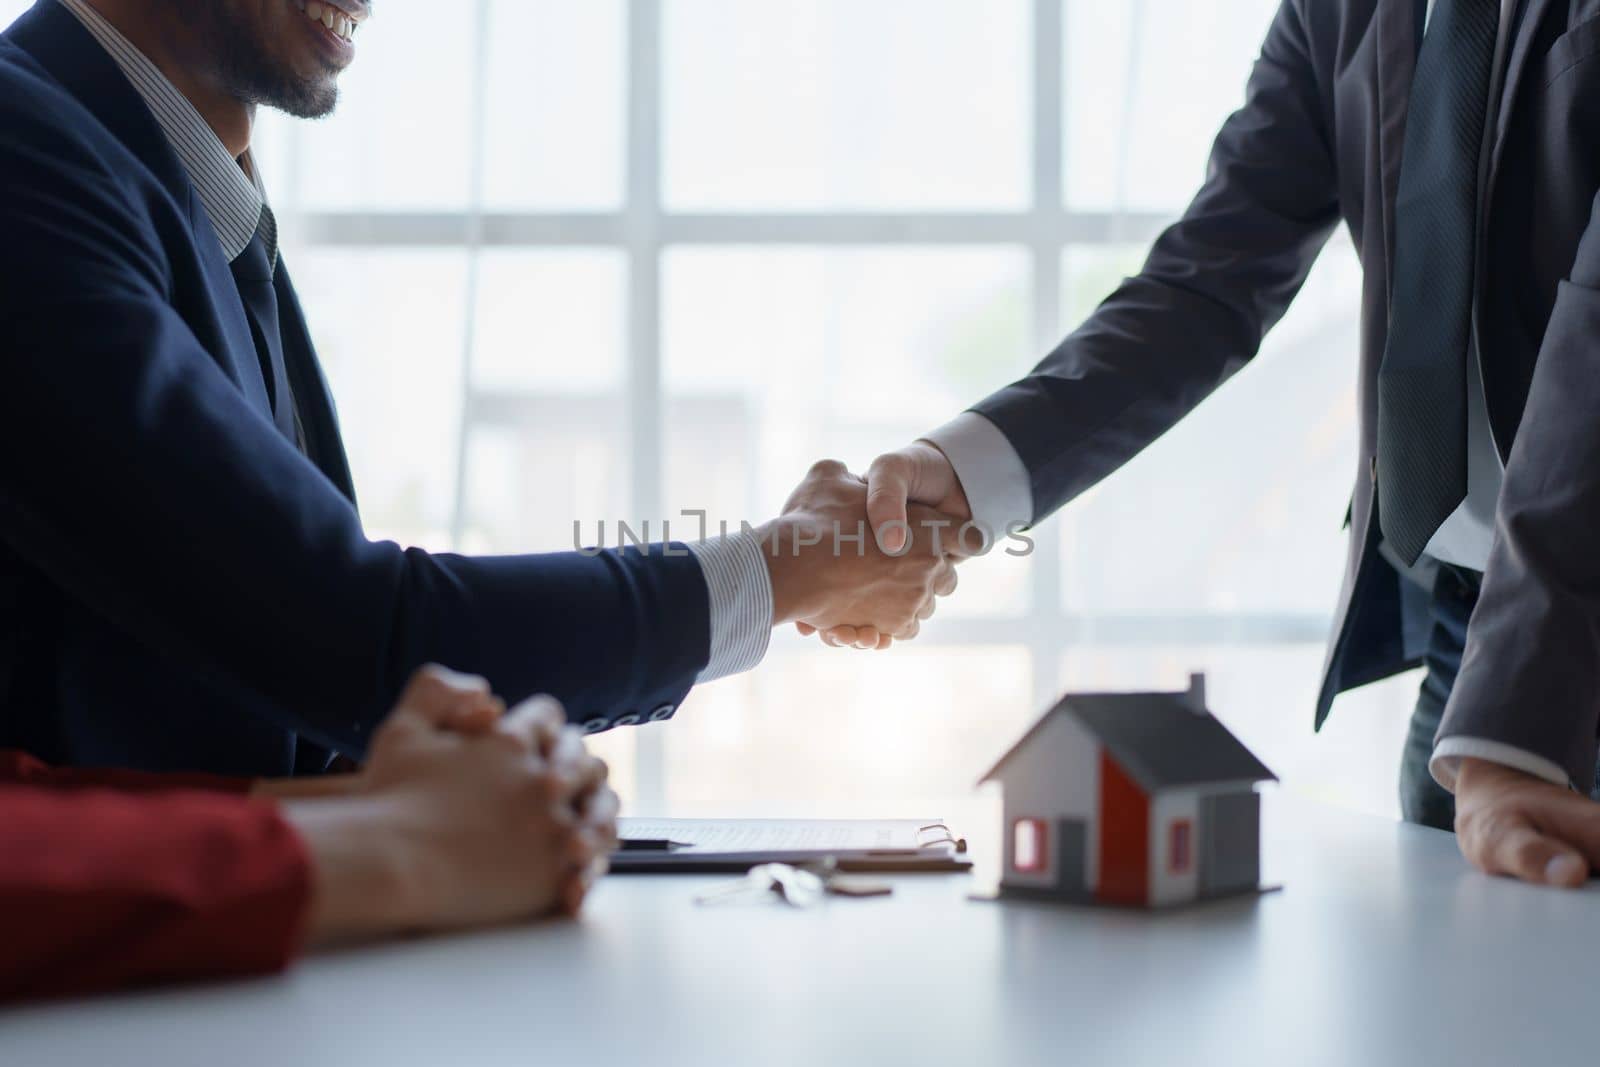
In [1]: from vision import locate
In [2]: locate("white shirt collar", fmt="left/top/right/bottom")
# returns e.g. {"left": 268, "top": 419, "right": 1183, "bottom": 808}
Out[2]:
{"left": 55, "top": 0, "right": 276, "bottom": 265}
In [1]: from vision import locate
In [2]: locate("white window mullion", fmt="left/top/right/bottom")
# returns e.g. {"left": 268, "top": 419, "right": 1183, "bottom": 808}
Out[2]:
{"left": 1029, "top": 0, "right": 1067, "bottom": 709}
{"left": 447, "top": 0, "right": 494, "bottom": 549}
{"left": 627, "top": 0, "right": 667, "bottom": 814}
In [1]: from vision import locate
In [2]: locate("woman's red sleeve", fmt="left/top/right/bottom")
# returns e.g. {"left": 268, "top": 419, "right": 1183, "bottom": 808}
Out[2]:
{"left": 0, "top": 749, "right": 252, "bottom": 793}
{"left": 0, "top": 783, "right": 312, "bottom": 1002}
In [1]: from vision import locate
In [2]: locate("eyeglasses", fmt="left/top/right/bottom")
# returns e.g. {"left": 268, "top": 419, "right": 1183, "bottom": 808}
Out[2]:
{"left": 917, "top": 823, "right": 968, "bottom": 853}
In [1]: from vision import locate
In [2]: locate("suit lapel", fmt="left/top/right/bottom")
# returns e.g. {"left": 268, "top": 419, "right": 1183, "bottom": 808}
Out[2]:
{"left": 7, "top": 0, "right": 275, "bottom": 419}
{"left": 273, "top": 259, "right": 359, "bottom": 507}
{"left": 184, "top": 193, "right": 278, "bottom": 415}
{"left": 1375, "top": 0, "right": 1419, "bottom": 304}
{"left": 1486, "top": 0, "right": 1559, "bottom": 205}
{"left": 6, "top": 3, "right": 190, "bottom": 200}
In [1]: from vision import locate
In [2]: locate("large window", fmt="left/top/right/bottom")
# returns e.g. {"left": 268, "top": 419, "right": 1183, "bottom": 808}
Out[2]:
{"left": 3, "top": 0, "right": 1423, "bottom": 825}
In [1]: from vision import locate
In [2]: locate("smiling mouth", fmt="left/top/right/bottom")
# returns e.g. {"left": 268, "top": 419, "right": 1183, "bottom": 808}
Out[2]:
{"left": 294, "top": 0, "right": 361, "bottom": 43}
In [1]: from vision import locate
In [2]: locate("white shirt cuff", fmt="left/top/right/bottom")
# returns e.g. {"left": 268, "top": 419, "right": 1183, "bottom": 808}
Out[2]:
{"left": 686, "top": 529, "right": 772, "bottom": 683}
{"left": 1430, "top": 736, "right": 1572, "bottom": 794}
{"left": 921, "top": 411, "right": 1033, "bottom": 550}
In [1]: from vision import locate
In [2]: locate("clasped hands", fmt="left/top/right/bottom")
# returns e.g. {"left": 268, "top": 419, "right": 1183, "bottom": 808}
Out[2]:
{"left": 259, "top": 666, "right": 619, "bottom": 944}
{"left": 761, "top": 443, "right": 974, "bottom": 650}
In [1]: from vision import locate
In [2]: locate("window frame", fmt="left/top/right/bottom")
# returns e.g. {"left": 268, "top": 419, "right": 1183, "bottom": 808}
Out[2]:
{"left": 1012, "top": 817, "right": 1050, "bottom": 874}
{"left": 1168, "top": 817, "right": 1193, "bottom": 875}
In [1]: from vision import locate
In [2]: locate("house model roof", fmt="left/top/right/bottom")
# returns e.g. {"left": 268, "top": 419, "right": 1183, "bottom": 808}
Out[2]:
{"left": 980, "top": 676, "right": 1277, "bottom": 792}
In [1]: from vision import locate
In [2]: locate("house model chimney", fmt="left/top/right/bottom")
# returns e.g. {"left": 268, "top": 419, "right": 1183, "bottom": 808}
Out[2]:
{"left": 1184, "top": 672, "right": 1207, "bottom": 713}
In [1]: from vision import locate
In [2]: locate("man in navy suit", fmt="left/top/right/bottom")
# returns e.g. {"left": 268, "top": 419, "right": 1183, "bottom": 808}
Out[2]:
{"left": 0, "top": 0, "right": 961, "bottom": 778}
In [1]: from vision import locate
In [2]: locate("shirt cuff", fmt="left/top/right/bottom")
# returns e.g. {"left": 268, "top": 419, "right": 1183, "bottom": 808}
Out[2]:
{"left": 1429, "top": 736, "right": 1572, "bottom": 794}
{"left": 921, "top": 411, "right": 1033, "bottom": 549}
{"left": 686, "top": 529, "right": 773, "bottom": 684}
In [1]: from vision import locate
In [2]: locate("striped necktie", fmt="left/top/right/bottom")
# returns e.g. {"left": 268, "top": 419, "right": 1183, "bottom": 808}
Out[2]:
{"left": 1375, "top": 0, "right": 1500, "bottom": 564}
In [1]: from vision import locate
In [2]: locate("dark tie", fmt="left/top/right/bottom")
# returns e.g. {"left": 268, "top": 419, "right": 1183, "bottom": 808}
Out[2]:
{"left": 1376, "top": 0, "right": 1500, "bottom": 565}
{"left": 231, "top": 231, "right": 337, "bottom": 774}
{"left": 229, "top": 230, "right": 304, "bottom": 450}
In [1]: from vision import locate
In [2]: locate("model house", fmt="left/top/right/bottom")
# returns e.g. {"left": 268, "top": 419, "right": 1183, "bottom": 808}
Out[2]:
{"left": 979, "top": 675, "right": 1275, "bottom": 908}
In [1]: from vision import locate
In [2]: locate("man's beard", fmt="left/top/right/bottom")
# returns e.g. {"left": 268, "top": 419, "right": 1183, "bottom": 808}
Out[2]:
{"left": 186, "top": 1, "right": 339, "bottom": 119}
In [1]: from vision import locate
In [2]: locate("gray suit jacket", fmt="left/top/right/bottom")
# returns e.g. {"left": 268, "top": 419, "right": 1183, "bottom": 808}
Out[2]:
{"left": 967, "top": 0, "right": 1600, "bottom": 741}
{"left": 1439, "top": 123, "right": 1600, "bottom": 787}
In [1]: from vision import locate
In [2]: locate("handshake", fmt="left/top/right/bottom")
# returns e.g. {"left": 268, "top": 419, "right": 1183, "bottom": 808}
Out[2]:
{"left": 756, "top": 442, "right": 998, "bottom": 650}
{"left": 268, "top": 444, "right": 1005, "bottom": 944}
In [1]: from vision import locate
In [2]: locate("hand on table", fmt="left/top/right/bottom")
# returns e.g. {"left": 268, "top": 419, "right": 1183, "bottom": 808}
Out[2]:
{"left": 787, "top": 444, "right": 973, "bottom": 650}
{"left": 1454, "top": 756, "right": 1595, "bottom": 888}
{"left": 761, "top": 459, "right": 969, "bottom": 650}
{"left": 283, "top": 666, "right": 619, "bottom": 946}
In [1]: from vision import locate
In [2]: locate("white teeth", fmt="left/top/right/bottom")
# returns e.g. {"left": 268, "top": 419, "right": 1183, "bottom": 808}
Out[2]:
{"left": 301, "top": 0, "right": 357, "bottom": 42}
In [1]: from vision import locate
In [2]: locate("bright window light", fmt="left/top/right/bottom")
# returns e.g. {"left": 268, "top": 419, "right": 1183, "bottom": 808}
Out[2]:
{"left": 246, "top": 0, "right": 1410, "bottom": 828}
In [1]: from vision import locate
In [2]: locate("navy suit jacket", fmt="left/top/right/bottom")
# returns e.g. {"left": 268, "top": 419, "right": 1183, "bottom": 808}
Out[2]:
{"left": 0, "top": 1, "right": 711, "bottom": 776}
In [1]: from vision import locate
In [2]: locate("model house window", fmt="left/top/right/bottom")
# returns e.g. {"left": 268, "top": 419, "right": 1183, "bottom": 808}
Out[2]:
{"left": 1013, "top": 818, "right": 1048, "bottom": 873}
{"left": 1168, "top": 819, "right": 1193, "bottom": 874}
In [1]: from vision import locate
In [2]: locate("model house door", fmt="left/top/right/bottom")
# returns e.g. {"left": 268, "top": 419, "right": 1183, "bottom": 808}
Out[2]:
{"left": 1054, "top": 818, "right": 1087, "bottom": 897}
{"left": 1198, "top": 791, "right": 1260, "bottom": 895}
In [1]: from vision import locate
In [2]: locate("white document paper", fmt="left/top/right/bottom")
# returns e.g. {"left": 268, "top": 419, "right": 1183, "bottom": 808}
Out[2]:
{"left": 617, "top": 817, "right": 951, "bottom": 853}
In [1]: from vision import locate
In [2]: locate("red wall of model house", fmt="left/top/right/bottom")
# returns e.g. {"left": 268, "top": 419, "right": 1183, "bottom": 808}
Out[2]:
{"left": 1096, "top": 750, "right": 1149, "bottom": 905}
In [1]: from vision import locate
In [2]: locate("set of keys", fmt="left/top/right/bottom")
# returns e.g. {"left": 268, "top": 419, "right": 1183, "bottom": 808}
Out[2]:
{"left": 694, "top": 861, "right": 894, "bottom": 908}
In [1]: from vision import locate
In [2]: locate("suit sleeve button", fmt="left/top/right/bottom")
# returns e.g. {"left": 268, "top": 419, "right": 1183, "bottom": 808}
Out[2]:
{"left": 581, "top": 717, "right": 609, "bottom": 734}
{"left": 613, "top": 713, "right": 642, "bottom": 727}
{"left": 648, "top": 704, "right": 676, "bottom": 722}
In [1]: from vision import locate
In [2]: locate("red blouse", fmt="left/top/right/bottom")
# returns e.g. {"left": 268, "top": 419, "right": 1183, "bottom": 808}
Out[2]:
{"left": 0, "top": 752, "right": 311, "bottom": 1002}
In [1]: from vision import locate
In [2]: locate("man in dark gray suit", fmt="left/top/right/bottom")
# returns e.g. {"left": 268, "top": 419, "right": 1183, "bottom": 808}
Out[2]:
{"left": 811, "top": 0, "right": 1600, "bottom": 883}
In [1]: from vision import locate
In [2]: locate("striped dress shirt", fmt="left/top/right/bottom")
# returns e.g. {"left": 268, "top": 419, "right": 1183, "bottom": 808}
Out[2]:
{"left": 57, "top": 0, "right": 274, "bottom": 264}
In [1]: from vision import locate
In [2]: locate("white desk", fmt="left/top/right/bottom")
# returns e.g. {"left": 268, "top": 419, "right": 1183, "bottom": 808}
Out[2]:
{"left": 3, "top": 797, "right": 1596, "bottom": 1067}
